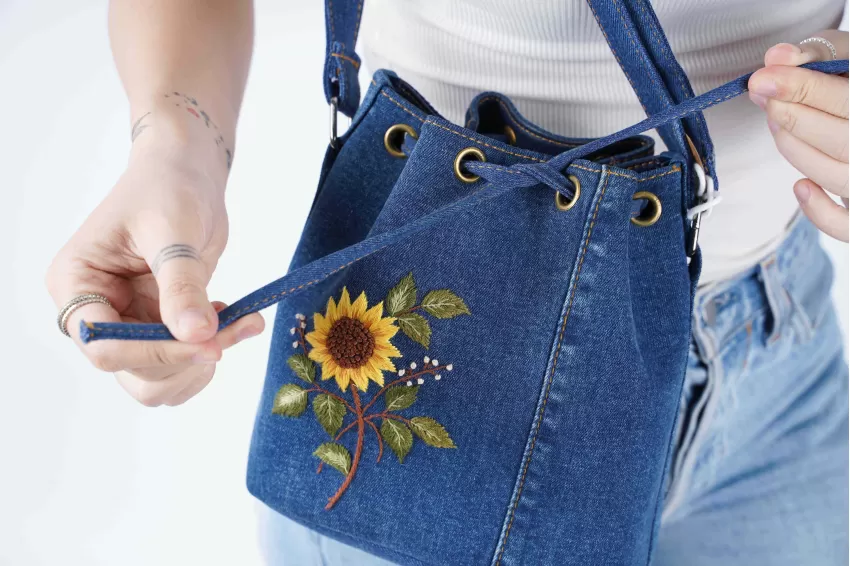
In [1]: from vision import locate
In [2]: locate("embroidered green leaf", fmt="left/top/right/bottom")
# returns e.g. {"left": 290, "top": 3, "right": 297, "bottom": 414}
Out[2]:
{"left": 421, "top": 290, "right": 470, "bottom": 319}
{"left": 410, "top": 417, "right": 456, "bottom": 448}
{"left": 380, "top": 419, "right": 413, "bottom": 463}
{"left": 313, "top": 442, "right": 352, "bottom": 475}
{"left": 385, "top": 272, "right": 417, "bottom": 316}
{"left": 312, "top": 394, "right": 346, "bottom": 436}
{"left": 272, "top": 384, "right": 308, "bottom": 417}
{"left": 397, "top": 312, "right": 431, "bottom": 348}
{"left": 385, "top": 385, "right": 418, "bottom": 412}
{"left": 287, "top": 354, "right": 315, "bottom": 384}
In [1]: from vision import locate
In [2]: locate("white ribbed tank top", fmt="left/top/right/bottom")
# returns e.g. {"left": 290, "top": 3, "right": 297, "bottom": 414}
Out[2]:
{"left": 359, "top": 0, "right": 846, "bottom": 283}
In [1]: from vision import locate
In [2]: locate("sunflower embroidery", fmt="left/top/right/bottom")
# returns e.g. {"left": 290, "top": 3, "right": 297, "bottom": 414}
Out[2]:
{"left": 271, "top": 273, "right": 470, "bottom": 509}
{"left": 306, "top": 288, "right": 401, "bottom": 391}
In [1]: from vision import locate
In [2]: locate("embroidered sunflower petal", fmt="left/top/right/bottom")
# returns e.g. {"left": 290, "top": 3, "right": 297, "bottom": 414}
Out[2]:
{"left": 308, "top": 347, "right": 333, "bottom": 365}
{"left": 312, "top": 312, "right": 331, "bottom": 335}
{"left": 305, "top": 330, "right": 325, "bottom": 350}
{"left": 320, "top": 358, "right": 340, "bottom": 382}
{"left": 325, "top": 295, "right": 339, "bottom": 324}
{"left": 374, "top": 341, "right": 402, "bottom": 359}
{"left": 370, "top": 318, "right": 400, "bottom": 341}
{"left": 337, "top": 287, "right": 352, "bottom": 318}
{"left": 341, "top": 367, "right": 368, "bottom": 391}
{"left": 361, "top": 302, "right": 385, "bottom": 328}
{"left": 333, "top": 371, "right": 350, "bottom": 391}
{"left": 371, "top": 353, "right": 398, "bottom": 374}
{"left": 349, "top": 291, "right": 368, "bottom": 320}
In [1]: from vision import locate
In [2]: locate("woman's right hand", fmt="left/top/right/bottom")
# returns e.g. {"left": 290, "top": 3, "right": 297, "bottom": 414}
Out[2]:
{"left": 46, "top": 122, "right": 264, "bottom": 407}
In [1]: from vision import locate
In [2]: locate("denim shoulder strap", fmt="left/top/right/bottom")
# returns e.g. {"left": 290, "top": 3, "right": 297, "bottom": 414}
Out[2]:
{"left": 323, "top": 0, "right": 364, "bottom": 118}
{"left": 584, "top": 0, "right": 715, "bottom": 177}
{"left": 81, "top": 59, "right": 849, "bottom": 343}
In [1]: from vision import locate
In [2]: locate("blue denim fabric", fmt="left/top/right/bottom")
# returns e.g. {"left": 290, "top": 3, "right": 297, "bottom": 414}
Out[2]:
{"left": 257, "top": 216, "right": 848, "bottom": 566}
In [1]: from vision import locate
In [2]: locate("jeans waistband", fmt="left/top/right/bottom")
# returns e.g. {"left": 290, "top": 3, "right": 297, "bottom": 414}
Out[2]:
{"left": 691, "top": 215, "right": 830, "bottom": 359}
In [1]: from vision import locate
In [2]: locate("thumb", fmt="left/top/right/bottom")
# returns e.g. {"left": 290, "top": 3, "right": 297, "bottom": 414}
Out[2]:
{"left": 138, "top": 233, "right": 218, "bottom": 343}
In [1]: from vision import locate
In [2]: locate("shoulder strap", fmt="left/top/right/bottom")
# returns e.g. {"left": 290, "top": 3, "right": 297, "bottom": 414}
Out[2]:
{"left": 583, "top": 0, "right": 716, "bottom": 178}
{"left": 323, "top": 0, "right": 364, "bottom": 118}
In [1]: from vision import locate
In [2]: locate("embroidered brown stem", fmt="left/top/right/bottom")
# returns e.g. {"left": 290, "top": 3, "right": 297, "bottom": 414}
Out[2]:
{"left": 325, "top": 384, "right": 365, "bottom": 510}
{"left": 296, "top": 325, "right": 309, "bottom": 354}
{"left": 316, "top": 418, "right": 359, "bottom": 474}
{"left": 361, "top": 365, "right": 448, "bottom": 414}
{"left": 366, "top": 419, "right": 384, "bottom": 463}
{"left": 366, "top": 412, "right": 413, "bottom": 427}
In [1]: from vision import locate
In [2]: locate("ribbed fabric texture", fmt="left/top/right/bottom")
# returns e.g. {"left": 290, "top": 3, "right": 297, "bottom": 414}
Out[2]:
{"left": 359, "top": 0, "right": 845, "bottom": 283}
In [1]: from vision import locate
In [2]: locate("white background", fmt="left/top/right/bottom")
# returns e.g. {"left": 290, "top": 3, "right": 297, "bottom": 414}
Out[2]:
{"left": 1, "top": 2, "right": 847, "bottom": 566}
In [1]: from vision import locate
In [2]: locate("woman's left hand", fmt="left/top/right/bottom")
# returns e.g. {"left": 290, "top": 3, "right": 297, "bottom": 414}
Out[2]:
{"left": 749, "top": 30, "right": 848, "bottom": 242}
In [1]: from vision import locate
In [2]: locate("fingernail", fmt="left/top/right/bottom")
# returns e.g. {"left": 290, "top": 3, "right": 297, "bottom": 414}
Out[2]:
{"left": 178, "top": 309, "right": 210, "bottom": 335}
{"left": 750, "top": 80, "right": 778, "bottom": 97}
{"left": 767, "top": 119, "right": 780, "bottom": 134}
{"left": 192, "top": 350, "right": 219, "bottom": 364}
{"left": 794, "top": 182, "right": 811, "bottom": 204}
{"left": 236, "top": 325, "right": 262, "bottom": 343}
{"left": 749, "top": 93, "right": 768, "bottom": 109}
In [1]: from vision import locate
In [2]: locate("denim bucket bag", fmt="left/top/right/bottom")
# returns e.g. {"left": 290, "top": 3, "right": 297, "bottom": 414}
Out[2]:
{"left": 82, "top": 0, "right": 848, "bottom": 563}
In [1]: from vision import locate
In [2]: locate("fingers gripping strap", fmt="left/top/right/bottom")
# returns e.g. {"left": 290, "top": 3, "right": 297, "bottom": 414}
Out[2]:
{"left": 82, "top": 59, "right": 848, "bottom": 343}
{"left": 324, "top": 0, "right": 364, "bottom": 117}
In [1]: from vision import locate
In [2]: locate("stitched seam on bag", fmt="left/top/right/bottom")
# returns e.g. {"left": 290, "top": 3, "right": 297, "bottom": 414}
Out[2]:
{"left": 331, "top": 53, "right": 360, "bottom": 68}
{"left": 585, "top": 2, "right": 650, "bottom": 115}
{"left": 613, "top": 1, "right": 667, "bottom": 111}
{"left": 353, "top": 0, "right": 364, "bottom": 44}
{"left": 494, "top": 171, "right": 612, "bottom": 565}
{"left": 84, "top": 249, "right": 388, "bottom": 339}
{"left": 379, "top": 89, "right": 427, "bottom": 123}
{"left": 328, "top": 0, "right": 335, "bottom": 44}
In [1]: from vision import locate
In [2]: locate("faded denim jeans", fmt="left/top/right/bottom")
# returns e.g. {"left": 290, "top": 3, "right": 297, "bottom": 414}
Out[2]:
{"left": 258, "top": 216, "right": 849, "bottom": 565}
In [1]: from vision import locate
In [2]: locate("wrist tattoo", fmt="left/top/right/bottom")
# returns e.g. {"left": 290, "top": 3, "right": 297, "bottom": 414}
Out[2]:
{"left": 151, "top": 244, "right": 202, "bottom": 276}
{"left": 131, "top": 112, "right": 152, "bottom": 142}
{"left": 164, "top": 91, "right": 234, "bottom": 170}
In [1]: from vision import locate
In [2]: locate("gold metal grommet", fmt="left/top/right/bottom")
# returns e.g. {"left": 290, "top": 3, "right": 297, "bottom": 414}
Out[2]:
{"left": 383, "top": 124, "right": 418, "bottom": 158}
{"left": 555, "top": 175, "right": 581, "bottom": 211}
{"left": 631, "top": 191, "right": 662, "bottom": 227}
{"left": 453, "top": 147, "right": 486, "bottom": 183}
{"left": 504, "top": 125, "right": 517, "bottom": 146}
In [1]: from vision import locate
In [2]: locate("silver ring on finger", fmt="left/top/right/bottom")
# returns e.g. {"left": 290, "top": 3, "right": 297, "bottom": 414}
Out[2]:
{"left": 800, "top": 37, "right": 837, "bottom": 60}
{"left": 57, "top": 293, "right": 113, "bottom": 337}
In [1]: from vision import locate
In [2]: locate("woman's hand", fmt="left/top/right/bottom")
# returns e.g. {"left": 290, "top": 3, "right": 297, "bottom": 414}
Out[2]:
{"left": 749, "top": 30, "right": 849, "bottom": 241}
{"left": 46, "top": 118, "right": 264, "bottom": 407}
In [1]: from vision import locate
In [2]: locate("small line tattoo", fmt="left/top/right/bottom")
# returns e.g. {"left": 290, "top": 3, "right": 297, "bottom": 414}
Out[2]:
{"left": 151, "top": 244, "right": 202, "bottom": 276}
{"left": 131, "top": 112, "right": 151, "bottom": 142}
{"left": 164, "top": 91, "right": 234, "bottom": 170}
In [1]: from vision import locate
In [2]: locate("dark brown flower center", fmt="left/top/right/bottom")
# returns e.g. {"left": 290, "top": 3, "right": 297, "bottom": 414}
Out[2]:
{"left": 326, "top": 316, "right": 375, "bottom": 369}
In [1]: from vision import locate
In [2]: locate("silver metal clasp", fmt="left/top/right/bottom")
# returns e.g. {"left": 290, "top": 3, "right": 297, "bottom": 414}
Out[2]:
{"left": 329, "top": 96, "right": 340, "bottom": 149}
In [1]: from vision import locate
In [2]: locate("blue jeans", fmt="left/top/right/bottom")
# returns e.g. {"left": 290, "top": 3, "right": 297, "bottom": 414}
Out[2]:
{"left": 257, "top": 216, "right": 848, "bottom": 565}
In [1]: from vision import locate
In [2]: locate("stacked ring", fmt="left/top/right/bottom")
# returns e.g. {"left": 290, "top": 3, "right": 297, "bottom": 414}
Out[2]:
{"left": 57, "top": 293, "right": 113, "bottom": 337}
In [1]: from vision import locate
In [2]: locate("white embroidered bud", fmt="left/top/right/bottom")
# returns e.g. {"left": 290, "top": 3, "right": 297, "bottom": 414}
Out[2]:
{"left": 423, "top": 356, "right": 430, "bottom": 364}
{"left": 300, "top": 322, "right": 307, "bottom": 329}
{"left": 417, "top": 378, "right": 424, "bottom": 385}
{"left": 292, "top": 341, "right": 299, "bottom": 348}
{"left": 446, "top": 364, "right": 453, "bottom": 371}
{"left": 398, "top": 369, "right": 406, "bottom": 377}
{"left": 406, "top": 380, "right": 413, "bottom": 387}
{"left": 432, "top": 359, "right": 439, "bottom": 366}
{"left": 410, "top": 362, "right": 417, "bottom": 369}
{"left": 290, "top": 327, "right": 296, "bottom": 335}
{"left": 295, "top": 313, "right": 305, "bottom": 320}
{"left": 434, "top": 374, "right": 442, "bottom": 381}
